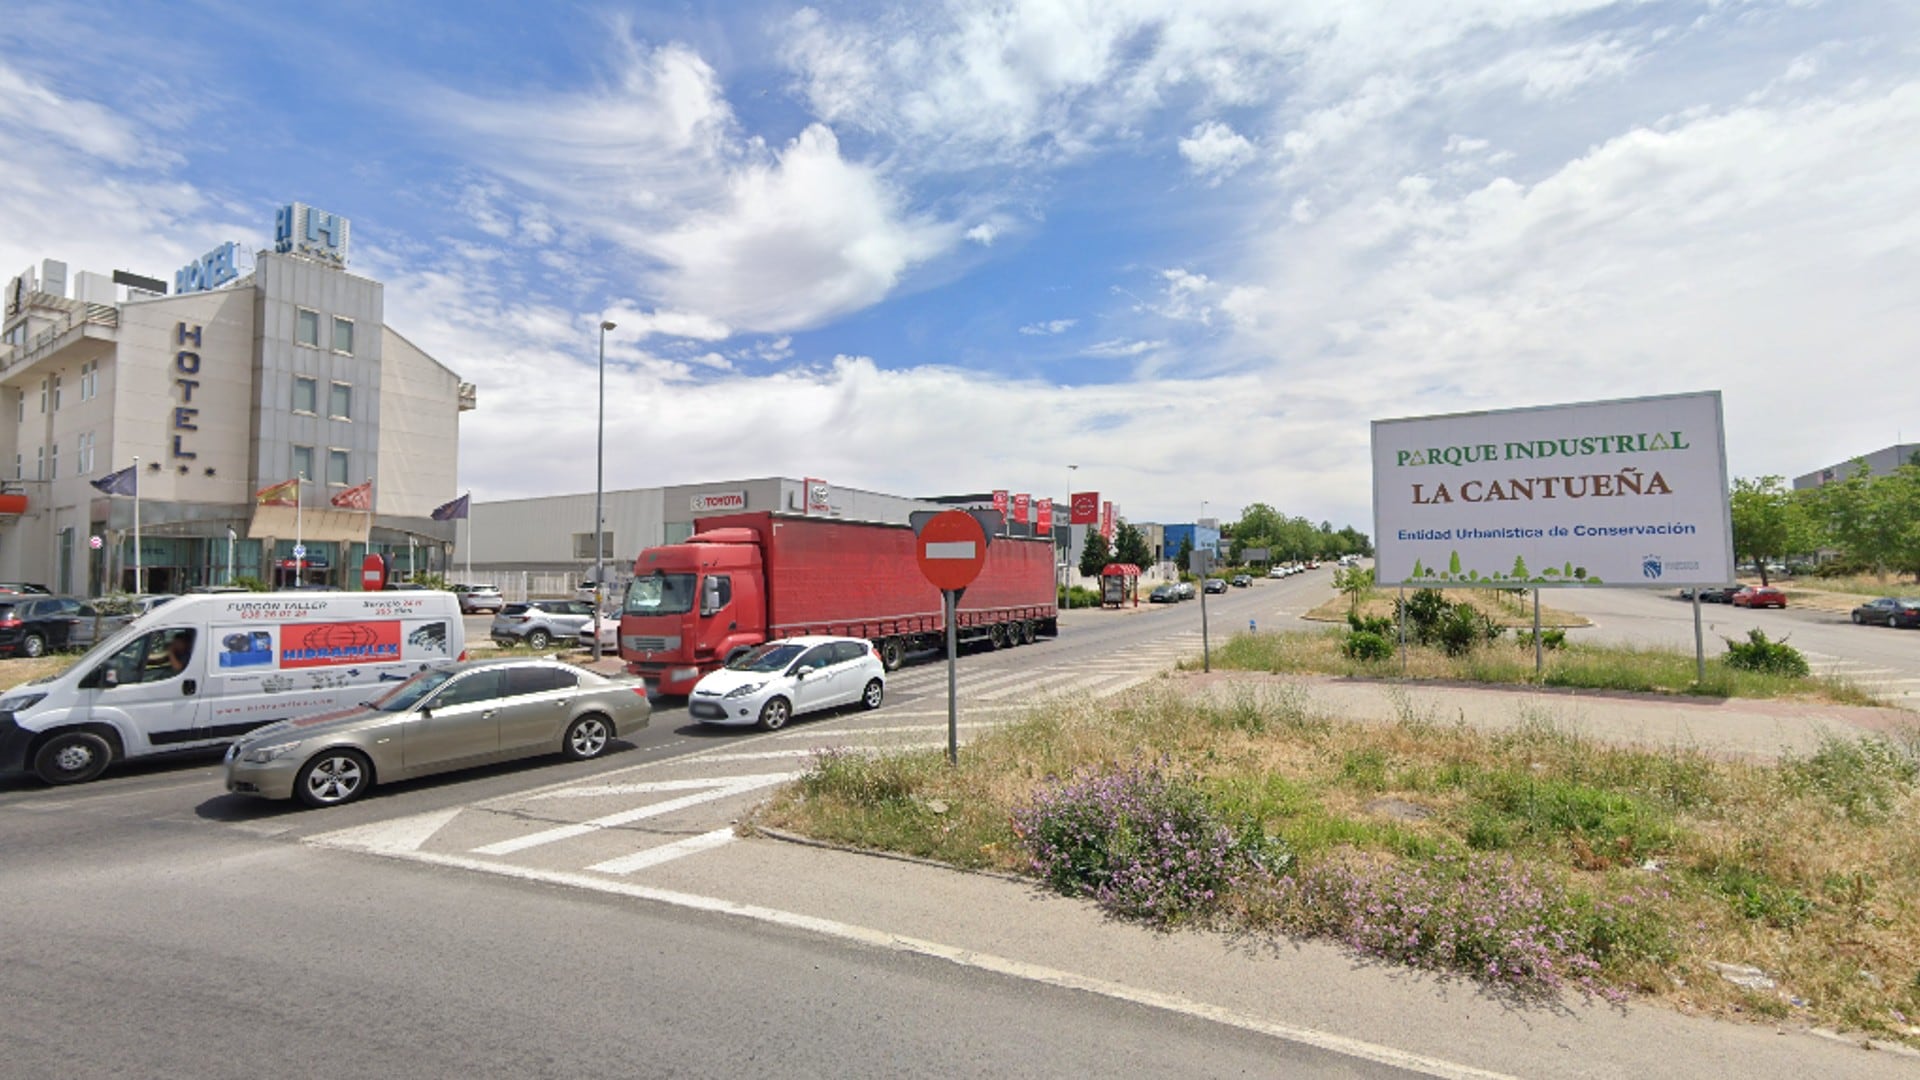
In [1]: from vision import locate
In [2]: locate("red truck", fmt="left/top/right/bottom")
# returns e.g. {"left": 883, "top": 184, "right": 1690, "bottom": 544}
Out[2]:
{"left": 619, "top": 511, "right": 1058, "bottom": 695}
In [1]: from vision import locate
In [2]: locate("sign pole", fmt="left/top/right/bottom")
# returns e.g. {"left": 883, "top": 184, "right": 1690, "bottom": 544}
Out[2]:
{"left": 945, "top": 589, "right": 959, "bottom": 765}
{"left": 1693, "top": 591, "right": 1705, "bottom": 683}
{"left": 1398, "top": 585, "right": 1407, "bottom": 675}
{"left": 132, "top": 455, "right": 142, "bottom": 594}
{"left": 1533, "top": 588, "right": 1542, "bottom": 676}
{"left": 1199, "top": 567, "right": 1211, "bottom": 673}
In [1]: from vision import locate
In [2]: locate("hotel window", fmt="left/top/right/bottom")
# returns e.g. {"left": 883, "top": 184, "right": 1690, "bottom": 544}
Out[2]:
{"left": 49, "top": 441, "right": 58, "bottom": 480}
{"left": 79, "top": 360, "right": 98, "bottom": 400}
{"left": 291, "top": 444, "right": 314, "bottom": 483}
{"left": 293, "top": 376, "right": 317, "bottom": 414}
{"left": 332, "top": 316, "right": 354, "bottom": 355}
{"left": 35, "top": 446, "right": 44, "bottom": 480}
{"left": 326, "top": 448, "right": 349, "bottom": 486}
{"left": 296, "top": 308, "right": 320, "bottom": 347}
{"left": 38, "top": 378, "right": 47, "bottom": 413}
{"left": 51, "top": 373, "right": 62, "bottom": 410}
{"left": 329, "top": 382, "right": 351, "bottom": 420}
{"left": 77, "top": 431, "right": 94, "bottom": 474}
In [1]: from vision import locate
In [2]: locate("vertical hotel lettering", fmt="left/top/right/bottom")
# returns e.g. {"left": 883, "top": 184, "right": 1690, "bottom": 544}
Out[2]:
{"left": 172, "top": 322, "right": 200, "bottom": 460}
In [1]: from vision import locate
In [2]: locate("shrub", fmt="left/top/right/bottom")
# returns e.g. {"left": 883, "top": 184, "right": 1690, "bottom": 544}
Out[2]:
{"left": 1012, "top": 763, "right": 1291, "bottom": 926}
{"left": 1346, "top": 611, "right": 1395, "bottom": 637}
{"left": 1270, "top": 851, "right": 1666, "bottom": 999}
{"left": 1517, "top": 628, "right": 1567, "bottom": 650}
{"left": 1720, "top": 628, "right": 1808, "bottom": 677}
{"left": 1780, "top": 735, "right": 1919, "bottom": 824}
{"left": 1434, "top": 601, "right": 1499, "bottom": 657}
{"left": 1342, "top": 630, "right": 1394, "bottom": 662}
{"left": 230, "top": 575, "right": 271, "bottom": 592}
{"left": 1396, "top": 589, "right": 1451, "bottom": 645}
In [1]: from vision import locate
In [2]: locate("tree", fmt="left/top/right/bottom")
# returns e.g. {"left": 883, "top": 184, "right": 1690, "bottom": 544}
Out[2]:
{"left": 1175, "top": 537, "right": 1193, "bottom": 573}
{"left": 1729, "top": 476, "right": 1810, "bottom": 586}
{"left": 1079, "top": 525, "right": 1113, "bottom": 579}
{"left": 1113, "top": 520, "right": 1152, "bottom": 570}
{"left": 1335, "top": 565, "right": 1374, "bottom": 614}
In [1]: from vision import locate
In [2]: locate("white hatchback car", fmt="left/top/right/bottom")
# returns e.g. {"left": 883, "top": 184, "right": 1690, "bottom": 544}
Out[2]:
{"left": 687, "top": 636, "right": 886, "bottom": 731}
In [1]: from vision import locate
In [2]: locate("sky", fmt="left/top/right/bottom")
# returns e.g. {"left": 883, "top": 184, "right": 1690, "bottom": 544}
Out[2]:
{"left": 2, "top": 0, "right": 1915, "bottom": 532}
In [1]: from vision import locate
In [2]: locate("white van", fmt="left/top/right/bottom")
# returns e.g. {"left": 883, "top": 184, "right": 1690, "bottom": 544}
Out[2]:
{"left": 0, "top": 590, "right": 465, "bottom": 785}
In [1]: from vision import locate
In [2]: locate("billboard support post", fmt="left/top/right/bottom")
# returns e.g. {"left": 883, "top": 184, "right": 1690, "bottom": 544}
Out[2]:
{"left": 1398, "top": 586, "right": 1407, "bottom": 674}
{"left": 1533, "top": 589, "right": 1542, "bottom": 676}
{"left": 1693, "top": 592, "right": 1705, "bottom": 683}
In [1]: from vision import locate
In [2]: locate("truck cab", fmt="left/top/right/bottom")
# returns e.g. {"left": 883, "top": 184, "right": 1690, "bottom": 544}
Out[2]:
{"left": 619, "top": 529, "right": 767, "bottom": 696}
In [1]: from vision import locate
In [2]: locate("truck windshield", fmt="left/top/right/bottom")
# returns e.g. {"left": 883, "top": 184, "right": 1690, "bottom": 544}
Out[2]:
{"left": 625, "top": 573, "right": 695, "bottom": 616}
{"left": 727, "top": 642, "right": 806, "bottom": 673}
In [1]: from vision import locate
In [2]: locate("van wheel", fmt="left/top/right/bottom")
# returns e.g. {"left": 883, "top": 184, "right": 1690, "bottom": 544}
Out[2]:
{"left": 20, "top": 633, "right": 46, "bottom": 659}
{"left": 33, "top": 731, "right": 113, "bottom": 785}
{"left": 295, "top": 749, "right": 373, "bottom": 808}
{"left": 861, "top": 679, "right": 884, "bottom": 711}
{"left": 877, "top": 638, "right": 904, "bottom": 671}
{"left": 757, "top": 696, "right": 791, "bottom": 731}
{"left": 526, "top": 630, "right": 552, "bottom": 649}
{"left": 562, "top": 714, "right": 612, "bottom": 760}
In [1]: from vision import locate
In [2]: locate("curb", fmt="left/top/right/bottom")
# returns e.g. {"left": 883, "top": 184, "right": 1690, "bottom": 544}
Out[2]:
{"left": 747, "top": 823, "right": 1031, "bottom": 885}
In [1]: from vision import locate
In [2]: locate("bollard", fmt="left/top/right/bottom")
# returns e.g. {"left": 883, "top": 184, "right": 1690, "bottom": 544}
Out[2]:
{"left": 1249, "top": 618, "right": 1257, "bottom": 633}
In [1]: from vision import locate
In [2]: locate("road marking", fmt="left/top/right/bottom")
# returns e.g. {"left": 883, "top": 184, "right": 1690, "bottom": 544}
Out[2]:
{"left": 306, "top": 840, "right": 1517, "bottom": 1080}
{"left": 586, "top": 826, "right": 737, "bottom": 874}
{"left": 470, "top": 773, "right": 797, "bottom": 856}
{"left": 308, "top": 806, "right": 464, "bottom": 855}
{"left": 769, "top": 721, "right": 1004, "bottom": 739}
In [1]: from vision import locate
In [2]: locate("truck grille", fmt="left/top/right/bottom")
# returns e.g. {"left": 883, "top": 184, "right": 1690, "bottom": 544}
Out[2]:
{"left": 624, "top": 635, "right": 679, "bottom": 653}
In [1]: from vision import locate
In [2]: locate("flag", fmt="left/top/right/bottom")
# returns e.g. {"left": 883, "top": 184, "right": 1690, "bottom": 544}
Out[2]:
{"left": 1011, "top": 493, "right": 1030, "bottom": 524}
{"left": 90, "top": 465, "right": 137, "bottom": 497}
{"left": 992, "top": 490, "right": 1008, "bottom": 518}
{"left": 431, "top": 493, "right": 470, "bottom": 521}
{"left": 1100, "top": 500, "right": 1114, "bottom": 540}
{"left": 1035, "top": 498, "right": 1052, "bottom": 535}
{"left": 254, "top": 478, "right": 299, "bottom": 506}
{"left": 330, "top": 480, "right": 373, "bottom": 510}
{"left": 1069, "top": 492, "right": 1099, "bottom": 525}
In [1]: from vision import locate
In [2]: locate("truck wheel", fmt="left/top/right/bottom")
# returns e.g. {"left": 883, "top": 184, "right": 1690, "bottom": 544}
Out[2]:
{"left": 877, "top": 638, "right": 903, "bottom": 671}
{"left": 526, "top": 630, "right": 552, "bottom": 649}
{"left": 21, "top": 633, "right": 46, "bottom": 659}
{"left": 757, "top": 696, "right": 791, "bottom": 731}
{"left": 1019, "top": 621, "right": 1035, "bottom": 645}
{"left": 33, "top": 730, "right": 113, "bottom": 785}
{"left": 987, "top": 624, "right": 1005, "bottom": 650}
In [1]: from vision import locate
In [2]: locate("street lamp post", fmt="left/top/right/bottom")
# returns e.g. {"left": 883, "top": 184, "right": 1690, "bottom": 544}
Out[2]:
{"left": 592, "top": 320, "right": 616, "bottom": 661}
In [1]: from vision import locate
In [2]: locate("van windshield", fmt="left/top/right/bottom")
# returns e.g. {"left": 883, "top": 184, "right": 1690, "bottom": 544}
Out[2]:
{"left": 625, "top": 573, "right": 695, "bottom": 616}
{"left": 370, "top": 668, "right": 454, "bottom": 711}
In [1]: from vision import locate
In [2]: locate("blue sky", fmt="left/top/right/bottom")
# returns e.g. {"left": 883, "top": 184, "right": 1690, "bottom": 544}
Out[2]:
{"left": 3, "top": 1, "right": 1916, "bottom": 530}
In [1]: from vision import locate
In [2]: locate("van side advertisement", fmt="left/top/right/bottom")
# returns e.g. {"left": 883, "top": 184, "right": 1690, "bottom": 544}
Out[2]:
{"left": 1371, "top": 392, "right": 1734, "bottom": 588}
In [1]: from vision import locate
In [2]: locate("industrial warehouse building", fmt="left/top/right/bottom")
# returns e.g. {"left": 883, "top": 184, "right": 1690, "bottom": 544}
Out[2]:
{"left": 0, "top": 205, "right": 473, "bottom": 593}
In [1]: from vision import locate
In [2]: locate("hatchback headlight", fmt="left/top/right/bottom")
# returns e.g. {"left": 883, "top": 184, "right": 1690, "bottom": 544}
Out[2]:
{"left": 722, "top": 681, "right": 766, "bottom": 699}
{"left": 242, "top": 742, "right": 303, "bottom": 764}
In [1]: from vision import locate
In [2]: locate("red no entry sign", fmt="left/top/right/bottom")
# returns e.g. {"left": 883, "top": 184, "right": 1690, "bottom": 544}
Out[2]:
{"left": 916, "top": 509, "right": 989, "bottom": 592}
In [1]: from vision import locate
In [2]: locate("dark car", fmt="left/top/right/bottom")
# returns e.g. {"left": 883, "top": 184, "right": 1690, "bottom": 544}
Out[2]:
{"left": 1230, "top": 574, "right": 1253, "bottom": 588}
{"left": 1852, "top": 597, "right": 1920, "bottom": 627}
{"left": 0, "top": 582, "right": 51, "bottom": 595}
{"left": 1203, "top": 578, "right": 1228, "bottom": 594}
{"left": 1149, "top": 585, "right": 1178, "bottom": 603}
{"left": 1694, "top": 586, "right": 1738, "bottom": 603}
{"left": 1895, "top": 600, "right": 1920, "bottom": 629}
{"left": 0, "top": 596, "right": 110, "bottom": 657}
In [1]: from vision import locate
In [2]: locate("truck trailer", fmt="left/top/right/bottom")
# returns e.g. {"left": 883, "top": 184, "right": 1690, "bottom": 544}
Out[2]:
{"left": 618, "top": 511, "right": 1058, "bottom": 696}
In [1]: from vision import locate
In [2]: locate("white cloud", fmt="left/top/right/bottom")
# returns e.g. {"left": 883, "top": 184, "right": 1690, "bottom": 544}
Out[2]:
{"left": 1019, "top": 318, "right": 1077, "bottom": 335}
{"left": 1082, "top": 338, "right": 1164, "bottom": 358}
{"left": 966, "top": 222, "right": 1000, "bottom": 245}
{"left": 1178, "top": 120, "right": 1257, "bottom": 183}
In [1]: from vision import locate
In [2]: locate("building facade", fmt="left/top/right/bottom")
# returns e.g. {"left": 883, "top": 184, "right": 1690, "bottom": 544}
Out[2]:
{"left": 1793, "top": 443, "right": 1920, "bottom": 490}
{"left": 0, "top": 209, "right": 473, "bottom": 593}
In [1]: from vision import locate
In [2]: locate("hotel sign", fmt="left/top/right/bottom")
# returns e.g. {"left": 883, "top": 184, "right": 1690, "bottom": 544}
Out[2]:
{"left": 174, "top": 242, "right": 242, "bottom": 295}
{"left": 275, "top": 203, "right": 350, "bottom": 266}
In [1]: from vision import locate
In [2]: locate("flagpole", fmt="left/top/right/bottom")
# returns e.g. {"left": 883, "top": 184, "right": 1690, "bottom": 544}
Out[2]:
{"left": 132, "top": 455, "right": 143, "bottom": 594}
{"left": 295, "top": 473, "right": 304, "bottom": 587}
{"left": 464, "top": 491, "right": 472, "bottom": 583}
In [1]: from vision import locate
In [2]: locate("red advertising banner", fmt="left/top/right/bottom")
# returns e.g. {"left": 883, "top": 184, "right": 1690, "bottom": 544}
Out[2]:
{"left": 279, "top": 621, "right": 403, "bottom": 668}
{"left": 1100, "top": 500, "right": 1114, "bottom": 540}
{"left": 1011, "top": 492, "right": 1030, "bottom": 524}
{"left": 1069, "top": 492, "right": 1099, "bottom": 525}
{"left": 1036, "top": 498, "right": 1052, "bottom": 535}
{"left": 992, "top": 490, "right": 1009, "bottom": 519}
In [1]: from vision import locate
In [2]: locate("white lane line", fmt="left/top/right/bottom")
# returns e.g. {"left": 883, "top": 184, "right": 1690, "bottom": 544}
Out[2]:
{"left": 530, "top": 777, "right": 784, "bottom": 800}
{"left": 471, "top": 773, "right": 797, "bottom": 856}
{"left": 586, "top": 827, "right": 738, "bottom": 875}
{"left": 305, "top": 842, "right": 1517, "bottom": 1080}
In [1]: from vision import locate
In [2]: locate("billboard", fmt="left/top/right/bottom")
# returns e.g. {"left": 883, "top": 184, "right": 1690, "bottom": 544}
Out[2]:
{"left": 1372, "top": 392, "right": 1733, "bottom": 588}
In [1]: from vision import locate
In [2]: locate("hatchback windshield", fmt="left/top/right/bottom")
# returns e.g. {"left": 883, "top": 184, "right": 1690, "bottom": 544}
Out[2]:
{"left": 625, "top": 572, "right": 695, "bottom": 616}
{"left": 369, "top": 668, "right": 454, "bottom": 711}
{"left": 726, "top": 642, "right": 806, "bottom": 673}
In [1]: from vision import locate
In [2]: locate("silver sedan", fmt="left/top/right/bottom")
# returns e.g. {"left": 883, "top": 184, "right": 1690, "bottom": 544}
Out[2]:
{"left": 223, "top": 658, "right": 651, "bottom": 807}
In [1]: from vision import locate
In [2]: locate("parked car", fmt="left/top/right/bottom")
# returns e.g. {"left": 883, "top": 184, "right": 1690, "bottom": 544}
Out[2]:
{"left": 1176, "top": 581, "right": 1196, "bottom": 600}
{"left": 1203, "top": 578, "right": 1228, "bottom": 594}
{"left": 1731, "top": 585, "right": 1786, "bottom": 609}
{"left": 187, "top": 584, "right": 247, "bottom": 594}
{"left": 1148, "top": 584, "right": 1178, "bottom": 603}
{"left": 452, "top": 583, "right": 505, "bottom": 614}
{"left": 1694, "top": 586, "right": 1738, "bottom": 603}
{"left": 1231, "top": 574, "right": 1252, "bottom": 588}
{"left": 1850, "top": 597, "right": 1920, "bottom": 627}
{"left": 0, "top": 582, "right": 51, "bottom": 595}
{"left": 1894, "top": 599, "right": 1920, "bottom": 629}
{"left": 687, "top": 636, "right": 885, "bottom": 731}
{"left": 491, "top": 600, "right": 600, "bottom": 649}
{"left": 578, "top": 618, "right": 619, "bottom": 651}
{"left": 223, "top": 658, "right": 650, "bottom": 807}
{"left": 0, "top": 596, "right": 113, "bottom": 657}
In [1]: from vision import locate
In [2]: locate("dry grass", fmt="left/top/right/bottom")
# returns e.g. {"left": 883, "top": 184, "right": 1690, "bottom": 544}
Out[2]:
{"left": 757, "top": 688, "right": 1920, "bottom": 1042}
{"left": 1780, "top": 573, "right": 1920, "bottom": 599}
{"left": 0, "top": 654, "right": 81, "bottom": 690}
{"left": 1190, "top": 628, "right": 1885, "bottom": 707}
{"left": 1305, "top": 588, "right": 1592, "bottom": 628}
